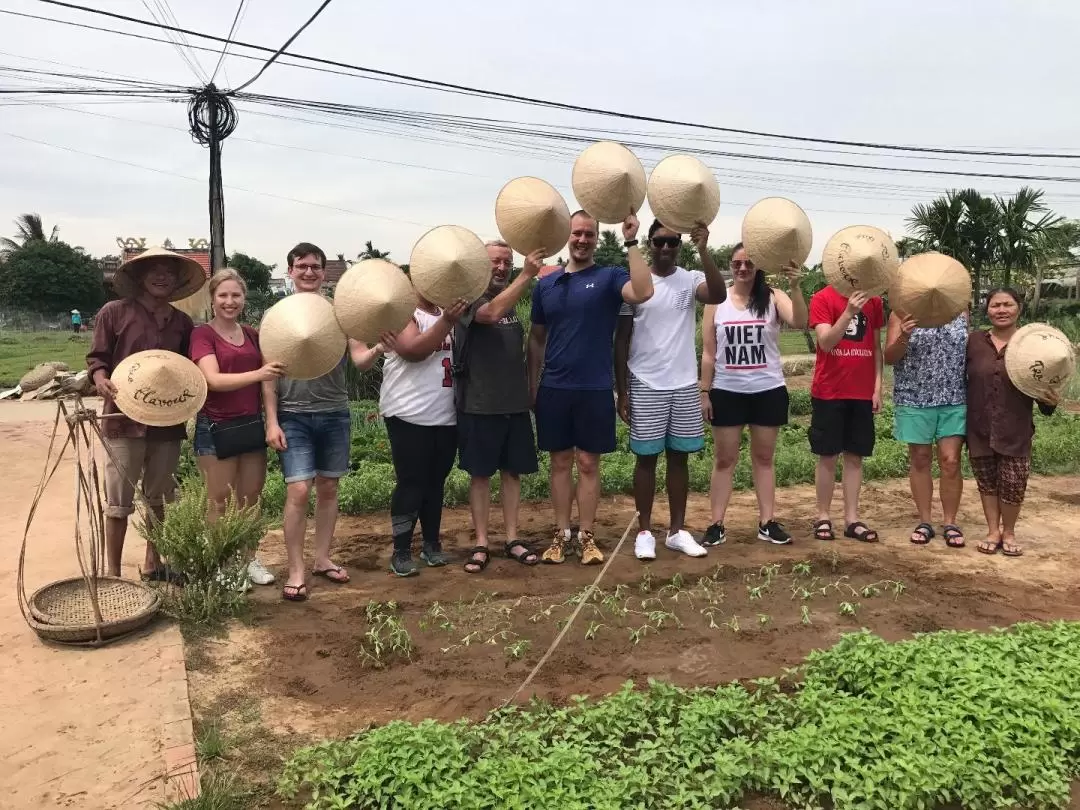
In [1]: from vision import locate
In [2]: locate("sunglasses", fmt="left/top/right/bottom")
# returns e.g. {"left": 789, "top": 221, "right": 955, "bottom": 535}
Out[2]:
{"left": 651, "top": 236, "right": 681, "bottom": 248}
{"left": 731, "top": 259, "right": 755, "bottom": 270}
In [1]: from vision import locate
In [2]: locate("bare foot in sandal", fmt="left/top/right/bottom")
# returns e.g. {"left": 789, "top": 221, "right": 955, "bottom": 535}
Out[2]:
{"left": 977, "top": 530, "right": 1002, "bottom": 554}
{"left": 1000, "top": 532, "right": 1023, "bottom": 557}
{"left": 464, "top": 546, "right": 490, "bottom": 574}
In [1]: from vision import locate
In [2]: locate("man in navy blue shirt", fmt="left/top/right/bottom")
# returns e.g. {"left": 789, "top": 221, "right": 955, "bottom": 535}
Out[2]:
{"left": 527, "top": 209, "right": 652, "bottom": 564}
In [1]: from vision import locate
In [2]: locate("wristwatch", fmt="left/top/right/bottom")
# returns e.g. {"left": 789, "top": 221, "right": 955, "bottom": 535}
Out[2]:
{"left": 624, "top": 239, "right": 639, "bottom": 248}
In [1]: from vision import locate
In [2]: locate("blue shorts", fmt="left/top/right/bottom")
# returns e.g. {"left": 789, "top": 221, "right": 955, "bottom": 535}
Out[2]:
{"left": 535, "top": 387, "right": 616, "bottom": 455}
{"left": 192, "top": 414, "right": 216, "bottom": 456}
{"left": 278, "top": 410, "right": 352, "bottom": 483}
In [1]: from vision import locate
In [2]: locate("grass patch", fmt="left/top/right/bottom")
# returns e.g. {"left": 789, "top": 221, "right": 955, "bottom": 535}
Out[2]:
{"left": 278, "top": 621, "right": 1080, "bottom": 810}
{"left": 0, "top": 329, "right": 90, "bottom": 387}
{"left": 195, "top": 719, "right": 230, "bottom": 763}
{"left": 156, "top": 771, "right": 250, "bottom": 810}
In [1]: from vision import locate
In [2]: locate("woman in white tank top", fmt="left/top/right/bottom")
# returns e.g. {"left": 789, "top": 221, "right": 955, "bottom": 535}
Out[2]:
{"left": 375, "top": 296, "right": 469, "bottom": 578}
{"left": 698, "top": 243, "right": 809, "bottom": 548}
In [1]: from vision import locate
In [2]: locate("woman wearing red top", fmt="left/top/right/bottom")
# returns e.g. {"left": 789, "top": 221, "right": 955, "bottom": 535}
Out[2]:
{"left": 190, "top": 269, "right": 285, "bottom": 586}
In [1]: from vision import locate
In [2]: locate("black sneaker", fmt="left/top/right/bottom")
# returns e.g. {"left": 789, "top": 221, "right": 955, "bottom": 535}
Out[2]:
{"left": 420, "top": 545, "right": 451, "bottom": 567}
{"left": 702, "top": 522, "right": 727, "bottom": 547}
{"left": 390, "top": 551, "right": 420, "bottom": 577}
{"left": 758, "top": 520, "right": 792, "bottom": 545}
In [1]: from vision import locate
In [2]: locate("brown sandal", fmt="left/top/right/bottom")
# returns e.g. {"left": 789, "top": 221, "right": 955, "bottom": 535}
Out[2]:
{"left": 282, "top": 583, "right": 308, "bottom": 602}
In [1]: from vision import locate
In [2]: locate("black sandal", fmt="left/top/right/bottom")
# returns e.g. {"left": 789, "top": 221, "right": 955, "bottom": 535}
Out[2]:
{"left": 140, "top": 566, "right": 187, "bottom": 586}
{"left": 464, "top": 547, "right": 490, "bottom": 574}
{"left": 282, "top": 583, "right": 308, "bottom": 602}
{"left": 844, "top": 521, "right": 879, "bottom": 543}
{"left": 813, "top": 519, "right": 835, "bottom": 541}
{"left": 942, "top": 524, "right": 965, "bottom": 548}
{"left": 910, "top": 523, "right": 935, "bottom": 545}
{"left": 505, "top": 540, "right": 539, "bottom": 566}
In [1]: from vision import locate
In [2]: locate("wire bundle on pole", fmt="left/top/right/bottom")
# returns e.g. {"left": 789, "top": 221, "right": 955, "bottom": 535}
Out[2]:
{"left": 187, "top": 84, "right": 236, "bottom": 273}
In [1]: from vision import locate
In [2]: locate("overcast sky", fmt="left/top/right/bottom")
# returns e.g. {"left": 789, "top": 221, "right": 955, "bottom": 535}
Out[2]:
{"left": 2, "top": 0, "right": 1079, "bottom": 275}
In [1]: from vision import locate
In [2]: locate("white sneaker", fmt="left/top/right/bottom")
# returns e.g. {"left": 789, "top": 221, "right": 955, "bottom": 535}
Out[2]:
{"left": 247, "top": 559, "right": 276, "bottom": 586}
{"left": 665, "top": 530, "right": 708, "bottom": 557}
{"left": 634, "top": 531, "right": 657, "bottom": 560}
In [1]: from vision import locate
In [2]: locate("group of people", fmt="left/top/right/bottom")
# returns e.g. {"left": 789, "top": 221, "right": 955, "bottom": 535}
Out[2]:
{"left": 86, "top": 211, "right": 1059, "bottom": 600}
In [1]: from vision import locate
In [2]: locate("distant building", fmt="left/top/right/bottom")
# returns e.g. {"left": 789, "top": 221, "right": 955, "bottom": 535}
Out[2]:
{"left": 323, "top": 255, "right": 349, "bottom": 291}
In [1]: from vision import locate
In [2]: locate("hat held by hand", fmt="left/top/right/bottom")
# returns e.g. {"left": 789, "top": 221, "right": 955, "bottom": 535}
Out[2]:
{"left": 334, "top": 259, "right": 416, "bottom": 344}
{"left": 646, "top": 154, "right": 720, "bottom": 234}
{"left": 572, "top": 141, "right": 647, "bottom": 225}
{"left": 495, "top": 177, "right": 571, "bottom": 258}
{"left": 110, "top": 350, "right": 207, "bottom": 427}
{"left": 259, "top": 293, "right": 346, "bottom": 381}
{"left": 822, "top": 225, "right": 899, "bottom": 297}
{"left": 409, "top": 225, "right": 491, "bottom": 308}
{"left": 741, "top": 197, "right": 812, "bottom": 273}
{"left": 1005, "top": 323, "right": 1076, "bottom": 401}
{"left": 892, "top": 252, "right": 971, "bottom": 327}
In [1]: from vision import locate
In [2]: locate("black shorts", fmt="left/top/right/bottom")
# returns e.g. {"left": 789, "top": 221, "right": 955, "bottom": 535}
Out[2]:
{"left": 458, "top": 411, "right": 539, "bottom": 478}
{"left": 709, "top": 386, "right": 789, "bottom": 428}
{"left": 809, "top": 397, "right": 876, "bottom": 457}
{"left": 534, "top": 387, "right": 616, "bottom": 454}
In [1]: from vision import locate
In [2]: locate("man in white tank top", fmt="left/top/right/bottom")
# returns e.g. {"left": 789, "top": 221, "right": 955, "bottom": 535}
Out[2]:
{"left": 614, "top": 220, "right": 727, "bottom": 561}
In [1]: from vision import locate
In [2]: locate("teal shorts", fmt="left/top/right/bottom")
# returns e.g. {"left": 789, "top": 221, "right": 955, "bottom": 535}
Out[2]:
{"left": 893, "top": 404, "right": 966, "bottom": 445}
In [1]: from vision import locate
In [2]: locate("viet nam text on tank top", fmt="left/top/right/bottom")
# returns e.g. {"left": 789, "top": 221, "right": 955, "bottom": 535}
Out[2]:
{"left": 711, "top": 296, "right": 784, "bottom": 394}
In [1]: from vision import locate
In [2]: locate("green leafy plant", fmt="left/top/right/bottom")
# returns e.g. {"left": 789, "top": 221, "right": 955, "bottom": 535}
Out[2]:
{"left": 358, "top": 601, "right": 413, "bottom": 669}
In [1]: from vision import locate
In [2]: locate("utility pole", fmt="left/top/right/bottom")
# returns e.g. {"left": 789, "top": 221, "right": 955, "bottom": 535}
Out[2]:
{"left": 188, "top": 84, "right": 236, "bottom": 274}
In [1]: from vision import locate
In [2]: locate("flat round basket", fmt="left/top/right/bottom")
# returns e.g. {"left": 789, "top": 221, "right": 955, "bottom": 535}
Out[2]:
{"left": 27, "top": 576, "right": 161, "bottom": 645}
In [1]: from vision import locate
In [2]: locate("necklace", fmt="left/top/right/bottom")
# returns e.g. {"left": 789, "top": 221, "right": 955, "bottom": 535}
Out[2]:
{"left": 213, "top": 320, "right": 245, "bottom": 346}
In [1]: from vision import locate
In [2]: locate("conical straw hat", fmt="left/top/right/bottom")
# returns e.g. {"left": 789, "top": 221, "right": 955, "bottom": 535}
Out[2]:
{"left": 822, "top": 225, "right": 899, "bottom": 297}
{"left": 170, "top": 282, "right": 211, "bottom": 321}
{"left": 333, "top": 259, "right": 417, "bottom": 343}
{"left": 495, "top": 177, "right": 571, "bottom": 258}
{"left": 113, "top": 246, "right": 206, "bottom": 302}
{"left": 741, "top": 197, "right": 813, "bottom": 273}
{"left": 259, "top": 293, "right": 346, "bottom": 381}
{"left": 571, "top": 141, "right": 647, "bottom": 224}
{"left": 409, "top": 225, "right": 491, "bottom": 307}
{"left": 646, "top": 154, "right": 720, "bottom": 234}
{"left": 891, "top": 252, "right": 972, "bottom": 327}
{"left": 1005, "top": 323, "right": 1076, "bottom": 400}
{"left": 110, "top": 350, "right": 207, "bottom": 427}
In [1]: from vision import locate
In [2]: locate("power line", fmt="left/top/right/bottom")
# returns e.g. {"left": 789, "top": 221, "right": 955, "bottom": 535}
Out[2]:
{"left": 210, "top": 0, "right": 247, "bottom": 83}
{"left": 29, "top": 0, "right": 1080, "bottom": 161}
{"left": 232, "top": 0, "right": 334, "bottom": 92}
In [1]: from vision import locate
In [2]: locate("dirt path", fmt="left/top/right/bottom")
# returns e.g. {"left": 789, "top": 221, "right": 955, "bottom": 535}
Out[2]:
{"left": 0, "top": 401, "right": 198, "bottom": 808}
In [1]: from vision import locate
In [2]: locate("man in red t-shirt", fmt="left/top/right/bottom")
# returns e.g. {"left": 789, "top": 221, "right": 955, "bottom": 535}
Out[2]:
{"left": 808, "top": 286, "right": 884, "bottom": 543}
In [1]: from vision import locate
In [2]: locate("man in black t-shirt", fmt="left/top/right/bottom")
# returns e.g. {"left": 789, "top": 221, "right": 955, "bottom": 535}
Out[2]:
{"left": 455, "top": 240, "right": 542, "bottom": 573}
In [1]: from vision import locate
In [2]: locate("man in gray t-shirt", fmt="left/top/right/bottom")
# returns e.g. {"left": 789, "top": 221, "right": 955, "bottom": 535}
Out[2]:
{"left": 454, "top": 241, "right": 542, "bottom": 573}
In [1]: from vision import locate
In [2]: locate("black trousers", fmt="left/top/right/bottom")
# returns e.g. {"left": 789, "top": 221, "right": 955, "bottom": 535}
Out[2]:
{"left": 385, "top": 416, "right": 457, "bottom": 553}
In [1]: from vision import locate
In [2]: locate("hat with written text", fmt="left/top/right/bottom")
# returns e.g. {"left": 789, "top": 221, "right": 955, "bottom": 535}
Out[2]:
{"left": 822, "top": 225, "right": 899, "bottom": 297}
{"left": 646, "top": 154, "right": 720, "bottom": 234}
{"left": 409, "top": 225, "right": 491, "bottom": 307}
{"left": 333, "top": 259, "right": 416, "bottom": 344}
{"left": 1005, "top": 322, "right": 1076, "bottom": 400}
{"left": 113, "top": 246, "right": 206, "bottom": 302}
{"left": 572, "top": 141, "right": 647, "bottom": 224}
{"left": 259, "top": 292, "right": 346, "bottom": 381}
{"left": 741, "top": 197, "right": 813, "bottom": 273}
{"left": 891, "top": 252, "right": 971, "bottom": 327}
{"left": 110, "top": 350, "right": 207, "bottom": 427}
{"left": 495, "top": 177, "right": 571, "bottom": 258}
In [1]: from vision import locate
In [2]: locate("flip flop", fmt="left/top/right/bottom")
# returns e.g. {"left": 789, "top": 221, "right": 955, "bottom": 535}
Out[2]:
{"left": 282, "top": 583, "right": 308, "bottom": 602}
{"left": 1001, "top": 541, "right": 1023, "bottom": 557}
{"left": 977, "top": 540, "right": 1001, "bottom": 555}
{"left": 312, "top": 565, "right": 350, "bottom": 584}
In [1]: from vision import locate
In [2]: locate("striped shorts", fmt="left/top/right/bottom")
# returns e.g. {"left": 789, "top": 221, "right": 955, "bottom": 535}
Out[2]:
{"left": 628, "top": 374, "right": 705, "bottom": 456}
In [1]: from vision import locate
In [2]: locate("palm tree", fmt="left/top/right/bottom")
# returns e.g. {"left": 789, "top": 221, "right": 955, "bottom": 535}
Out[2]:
{"left": 995, "top": 186, "right": 1063, "bottom": 291}
{"left": 358, "top": 241, "right": 390, "bottom": 261}
{"left": 0, "top": 213, "right": 59, "bottom": 259}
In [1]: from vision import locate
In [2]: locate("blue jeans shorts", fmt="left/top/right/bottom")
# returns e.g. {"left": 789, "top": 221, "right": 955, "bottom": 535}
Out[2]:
{"left": 278, "top": 410, "right": 352, "bottom": 483}
{"left": 192, "top": 414, "right": 216, "bottom": 456}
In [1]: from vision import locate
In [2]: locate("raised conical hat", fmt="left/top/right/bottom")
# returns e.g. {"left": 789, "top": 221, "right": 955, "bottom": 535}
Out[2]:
{"left": 1005, "top": 323, "right": 1076, "bottom": 400}
{"left": 259, "top": 293, "right": 346, "bottom": 381}
{"left": 741, "top": 197, "right": 813, "bottom": 272}
{"left": 891, "top": 252, "right": 971, "bottom": 327}
{"left": 110, "top": 350, "right": 207, "bottom": 427}
{"left": 409, "top": 225, "right": 491, "bottom": 307}
{"left": 113, "top": 246, "right": 206, "bottom": 302}
{"left": 646, "top": 154, "right": 720, "bottom": 234}
{"left": 333, "top": 259, "right": 416, "bottom": 344}
{"left": 571, "top": 141, "right": 647, "bottom": 224}
{"left": 822, "top": 225, "right": 899, "bottom": 296}
{"left": 495, "top": 177, "right": 571, "bottom": 258}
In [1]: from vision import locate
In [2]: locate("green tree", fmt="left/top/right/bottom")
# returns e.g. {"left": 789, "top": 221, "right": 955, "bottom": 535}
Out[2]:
{"left": 995, "top": 186, "right": 1063, "bottom": 291}
{"left": 0, "top": 213, "right": 59, "bottom": 259}
{"left": 228, "top": 251, "right": 274, "bottom": 293}
{"left": 594, "top": 230, "right": 627, "bottom": 267}
{"left": 358, "top": 241, "right": 390, "bottom": 261}
{"left": 0, "top": 241, "right": 105, "bottom": 313}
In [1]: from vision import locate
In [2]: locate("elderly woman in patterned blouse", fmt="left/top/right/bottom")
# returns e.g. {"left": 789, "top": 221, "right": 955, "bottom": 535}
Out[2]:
{"left": 966, "top": 288, "right": 1059, "bottom": 557}
{"left": 885, "top": 309, "right": 969, "bottom": 548}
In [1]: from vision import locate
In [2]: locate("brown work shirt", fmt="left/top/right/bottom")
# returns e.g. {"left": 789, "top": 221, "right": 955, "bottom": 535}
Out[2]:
{"left": 965, "top": 329, "right": 1055, "bottom": 458}
{"left": 86, "top": 298, "right": 194, "bottom": 440}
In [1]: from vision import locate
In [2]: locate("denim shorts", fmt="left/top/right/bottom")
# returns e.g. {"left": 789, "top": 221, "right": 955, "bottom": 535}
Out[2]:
{"left": 278, "top": 410, "right": 352, "bottom": 483}
{"left": 192, "top": 414, "right": 216, "bottom": 456}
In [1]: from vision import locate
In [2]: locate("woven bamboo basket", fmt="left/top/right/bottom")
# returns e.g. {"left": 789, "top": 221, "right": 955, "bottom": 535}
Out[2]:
{"left": 26, "top": 576, "right": 161, "bottom": 645}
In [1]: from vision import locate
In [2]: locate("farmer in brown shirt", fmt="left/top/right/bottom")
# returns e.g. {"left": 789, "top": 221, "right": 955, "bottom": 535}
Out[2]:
{"left": 87, "top": 248, "right": 204, "bottom": 581}
{"left": 966, "top": 287, "right": 1058, "bottom": 558}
